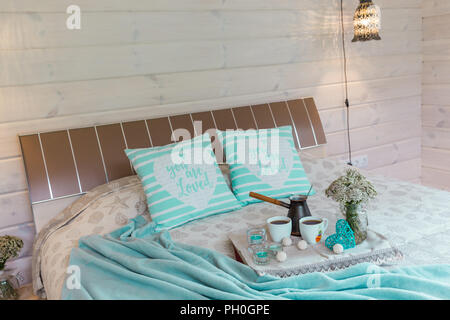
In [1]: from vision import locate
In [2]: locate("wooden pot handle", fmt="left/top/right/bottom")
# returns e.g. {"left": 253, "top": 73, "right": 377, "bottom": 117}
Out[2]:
{"left": 249, "top": 192, "right": 290, "bottom": 208}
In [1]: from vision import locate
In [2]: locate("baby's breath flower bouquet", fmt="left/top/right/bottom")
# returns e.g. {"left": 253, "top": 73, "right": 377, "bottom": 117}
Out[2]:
{"left": 0, "top": 235, "right": 23, "bottom": 300}
{"left": 325, "top": 169, "right": 377, "bottom": 244}
{"left": 0, "top": 235, "right": 23, "bottom": 271}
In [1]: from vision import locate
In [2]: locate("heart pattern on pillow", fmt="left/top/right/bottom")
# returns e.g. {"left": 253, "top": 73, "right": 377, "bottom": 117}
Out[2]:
{"left": 153, "top": 152, "right": 218, "bottom": 211}
{"left": 325, "top": 219, "right": 356, "bottom": 251}
{"left": 244, "top": 138, "right": 294, "bottom": 185}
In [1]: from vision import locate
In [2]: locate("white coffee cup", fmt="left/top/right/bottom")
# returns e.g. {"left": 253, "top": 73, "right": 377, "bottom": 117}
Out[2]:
{"left": 267, "top": 216, "right": 292, "bottom": 243}
{"left": 299, "top": 216, "right": 328, "bottom": 245}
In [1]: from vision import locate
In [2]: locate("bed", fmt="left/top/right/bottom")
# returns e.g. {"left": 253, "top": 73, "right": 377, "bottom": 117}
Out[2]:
{"left": 20, "top": 98, "right": 450, "bottom": 299}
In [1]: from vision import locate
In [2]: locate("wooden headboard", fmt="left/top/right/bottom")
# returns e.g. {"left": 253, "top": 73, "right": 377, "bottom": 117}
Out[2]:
{"left": 19, "top": 97, "right": 326, "bottom": 231}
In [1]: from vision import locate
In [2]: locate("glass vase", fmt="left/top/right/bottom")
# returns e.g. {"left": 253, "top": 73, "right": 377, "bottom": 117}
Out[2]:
{"left": 341, "top": 202, "right": 368, "bottom": 245}
{"left": 0, "top": 269, "right": 19, "bottom": 300}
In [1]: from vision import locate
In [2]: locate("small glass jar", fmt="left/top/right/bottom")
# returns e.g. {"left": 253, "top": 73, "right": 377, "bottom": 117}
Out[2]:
{"left": 267, "top": 242, "right": 283, "bottom": 258}
{"left": 247, "top": 228, "right": 266, "bottom": 246}
{"left": 250, "top": 243, "right": 270, "bottom": 265}
{"left": 341, "top": 202, "right": 368, "bottom": 245}
{"left": 0, "top": 269, "right": 19, "bottom": 300}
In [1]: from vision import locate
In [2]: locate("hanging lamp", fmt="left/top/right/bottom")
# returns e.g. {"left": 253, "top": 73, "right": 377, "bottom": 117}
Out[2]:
{"left": 340, "top": 0, "right": 382, "bottom": 166}
{"left": 352, "top": 0, "right": 381, "bottom": 42}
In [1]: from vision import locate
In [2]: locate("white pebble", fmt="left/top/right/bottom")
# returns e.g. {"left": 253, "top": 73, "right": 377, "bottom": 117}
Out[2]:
{"left": 333, "top": 244, "right": 344, "bottom": 254}
{"left": 282, "top": 237, "right": 292, "bottom": 247}
{"left": 276, "top": 251, "right": 287, "bottom": 262}
{"left": 297, "top": 240, "right": 308, "bottom": 250}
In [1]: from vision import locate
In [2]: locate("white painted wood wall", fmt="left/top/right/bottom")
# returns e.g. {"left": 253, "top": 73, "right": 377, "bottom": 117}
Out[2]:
{"left": 422, "top": 0, "right": 450, "bottom": 192}
{"left": 0, "top": 0, "right": 422, "bottom": 284}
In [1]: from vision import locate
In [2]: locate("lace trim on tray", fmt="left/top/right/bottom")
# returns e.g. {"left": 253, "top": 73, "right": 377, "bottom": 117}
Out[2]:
{"left": 258, "top": 247, "right": 404, "bottom": 277}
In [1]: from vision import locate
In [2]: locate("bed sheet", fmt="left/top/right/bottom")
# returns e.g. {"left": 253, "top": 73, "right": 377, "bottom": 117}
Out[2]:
{"left": 33, "top": 157, "right": 450, "bottom": 299}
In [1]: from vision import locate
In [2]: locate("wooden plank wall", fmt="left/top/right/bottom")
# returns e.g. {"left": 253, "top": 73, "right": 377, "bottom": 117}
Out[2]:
{"left": 422, "top": 0, "right": 450, "bottom": 191}
{"left": 0, "top": 0, "right": 422, "bottom": 284}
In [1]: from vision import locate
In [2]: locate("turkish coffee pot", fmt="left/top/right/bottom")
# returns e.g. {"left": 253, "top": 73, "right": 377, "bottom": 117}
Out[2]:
{"left": 249, "top": 191, "right": 312, "bottom": 237}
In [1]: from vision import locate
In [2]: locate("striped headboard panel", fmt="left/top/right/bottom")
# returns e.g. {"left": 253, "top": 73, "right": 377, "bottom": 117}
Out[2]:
{"left": 20, "top": 98, "right": 326, "bottom": 206}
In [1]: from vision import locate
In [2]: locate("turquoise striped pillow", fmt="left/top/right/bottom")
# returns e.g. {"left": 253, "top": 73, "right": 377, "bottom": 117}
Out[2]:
{"left": 217, "top": 126, "right": 315, "bottom": 205}
{"left": 125, "top": 133, "right": 242, "bottom": 231}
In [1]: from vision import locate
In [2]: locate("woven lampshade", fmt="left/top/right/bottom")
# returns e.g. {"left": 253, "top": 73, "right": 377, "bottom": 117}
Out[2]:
{"left": 352, "top": 0, "right": 381, "bottom": 42}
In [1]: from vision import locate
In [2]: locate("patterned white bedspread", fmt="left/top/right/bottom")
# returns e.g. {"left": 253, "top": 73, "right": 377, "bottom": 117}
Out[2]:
{"left": 32, "top": 157, "right": 450, "bottom": 299}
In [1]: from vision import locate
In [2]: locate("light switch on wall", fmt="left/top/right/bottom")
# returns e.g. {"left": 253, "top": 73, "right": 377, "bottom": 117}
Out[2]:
{"left": 339, "top": 155, "right": 369, "bottom": 169}
{"left": 352, "top": 155, "right": 369, "bottom": 169}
